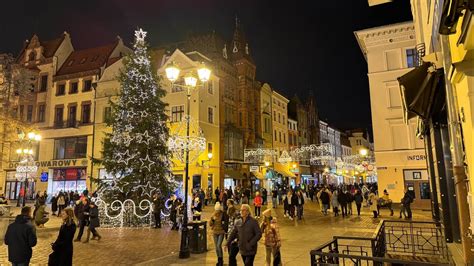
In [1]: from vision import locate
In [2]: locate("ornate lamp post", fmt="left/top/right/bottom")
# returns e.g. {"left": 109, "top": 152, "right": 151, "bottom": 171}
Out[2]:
{"left": 15, "top": 131, "right": 41, "bottom": 207}
{"left": 164, "top": 62, "right": 211, "bottom": 259}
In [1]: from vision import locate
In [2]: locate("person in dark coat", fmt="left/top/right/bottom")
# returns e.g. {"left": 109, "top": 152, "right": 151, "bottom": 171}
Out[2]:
{"left": 51, "top": 195, "right": 58, "bottom": 216}
{"left": 83, "top": 201, "right": 101, "bottom": 243}
{"left": 354, "top": 190, "right": 364, "bottom": 216}
{"left": 4, "top": 206, "right": 37, "bottom": 265}
{"left": 170, "top": 195, "right": 179, "bottom": 230}
{"left": 49, "top": 207, "right": 76, "bottom": 266}
{"left": 152, "top": 192, "right": 164, "bottom": 228}
{"left": 226, "top": 204, "right": 262, "bottom": 266}
{"left": 74, "top": 196, "right": 90, "bottom": 242}
{"left": 338, "top": 189, "right": 349, "bottom": 217}
{"left": 319, "top": 188, "right": 330, "bottom": 215}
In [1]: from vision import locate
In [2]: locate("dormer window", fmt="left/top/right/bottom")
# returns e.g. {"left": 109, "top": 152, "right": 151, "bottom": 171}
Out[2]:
{"left": 28, "top": 51, "right": 36, "bottom": 61}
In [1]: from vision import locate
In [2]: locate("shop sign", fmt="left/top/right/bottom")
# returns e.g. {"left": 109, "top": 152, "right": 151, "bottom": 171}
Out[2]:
{"left": 407, "top": 155, "right": 426, "bottom": 161}
{"left": 8, "top": 159, "right": 87, "bottom": 169}
{"left": 250, "top": 166, "right": 259, "bottom": 172}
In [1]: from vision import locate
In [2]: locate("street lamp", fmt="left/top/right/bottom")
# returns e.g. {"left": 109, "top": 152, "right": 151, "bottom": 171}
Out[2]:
{"left": 359, "top": 148, "right": 368, "bottom": 157}
{"left": 165, "top": 61, "right": 211, "bottom": 259}
{"left": 16, "top": 131, "right": 40, "bottom": 207}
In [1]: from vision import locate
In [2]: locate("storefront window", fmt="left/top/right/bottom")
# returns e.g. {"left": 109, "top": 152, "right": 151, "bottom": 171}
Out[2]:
{"left": 52, "top": 168, "right": 87, "bottom": 193}
{"left": 54, "top": 137, "right": 87, "bottom": 159}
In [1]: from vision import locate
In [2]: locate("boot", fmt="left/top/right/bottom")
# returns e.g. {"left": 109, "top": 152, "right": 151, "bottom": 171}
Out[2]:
{"left": 83, "top": 230, "right": 90, "bottom": 243}
{"left": 96, "top": 232, "right": 102, "bottom": 241}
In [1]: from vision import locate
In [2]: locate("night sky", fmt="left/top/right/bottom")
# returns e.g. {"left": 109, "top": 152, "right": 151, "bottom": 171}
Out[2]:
{"left": 0, "top": 0, "right": 412, "bottom": 131}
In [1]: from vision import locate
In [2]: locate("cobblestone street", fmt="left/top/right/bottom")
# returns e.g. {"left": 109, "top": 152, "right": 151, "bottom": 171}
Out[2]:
{"left": 1, "top": 200, "right": 431, "bottom": 265}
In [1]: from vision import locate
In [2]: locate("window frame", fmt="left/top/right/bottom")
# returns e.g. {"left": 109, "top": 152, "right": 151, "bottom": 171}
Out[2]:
{"left": 56, "top": 83, "right": 66, "bottom": 96}
{"left": 171, "top": 105, "right": 184, "bottom": 122}
{"left": 39, "top": 75, "right": 48, "bottom": 92}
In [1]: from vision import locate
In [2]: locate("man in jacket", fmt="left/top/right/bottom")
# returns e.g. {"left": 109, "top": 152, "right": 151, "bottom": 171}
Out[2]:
{"left": 4, "top": 206, "right": 37, "bottom": 265}
{"left": 152, "top": 192, "right": 163, "bottom": 228}
{"left": 403, "top": 189, "right": 414, "bottom": 219}
{"left": 227, "top": 204, "right": 262, "bottom": 266}
{"left": 319, "top": 188, "right": 330, "bottom": 215}
{"left": 74, "top": 196, "right": 90, "bottom": 242}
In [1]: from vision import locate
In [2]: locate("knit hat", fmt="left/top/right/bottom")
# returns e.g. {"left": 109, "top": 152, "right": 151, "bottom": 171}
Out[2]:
{"left": 263, "top": 208, "right": 272, "bottom": 218}
{"left": 214, "top": 202, "right": 223, "bottom": 211}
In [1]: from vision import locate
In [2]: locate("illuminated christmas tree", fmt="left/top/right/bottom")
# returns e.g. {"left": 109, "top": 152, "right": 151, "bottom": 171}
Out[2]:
{"left": 97, "top": 28, "right": 175, "bottom": 201}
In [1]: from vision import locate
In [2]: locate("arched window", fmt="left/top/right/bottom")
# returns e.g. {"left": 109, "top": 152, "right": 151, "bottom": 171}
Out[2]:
{"left": 28, "top": 51, "right": 36, "bottom": 61}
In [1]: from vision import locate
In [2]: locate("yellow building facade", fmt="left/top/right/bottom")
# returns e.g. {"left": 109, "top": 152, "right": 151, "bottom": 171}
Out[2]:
{"left": 355, "top": 22, "right": 430, "bottom": 207}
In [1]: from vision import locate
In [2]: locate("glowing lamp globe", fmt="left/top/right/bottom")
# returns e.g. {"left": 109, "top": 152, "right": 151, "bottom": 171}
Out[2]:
{"left": 27, "top": 132, "right": 36, "bottom": 140}
{"left": 265, "top": 161, "right": 270, "bottom": 167}
{"left": 197, "top": 64, "right": 211, "bottom": 82}
{"left": 359, "top": 148, "right": 368, "bottom": 156}
{"left": 184, "top": 73, "right": 198, "bottom": 88}
{"left": 165, "top": 63, "right": 180, "bottom": 83}
{"left": 207, "top": 152, "right": 213, "bottom": 159}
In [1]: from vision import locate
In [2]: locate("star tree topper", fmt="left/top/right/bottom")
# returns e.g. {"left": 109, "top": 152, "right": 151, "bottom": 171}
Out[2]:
{"left": 135, "top": 28, "right": 147, "bottom": 44}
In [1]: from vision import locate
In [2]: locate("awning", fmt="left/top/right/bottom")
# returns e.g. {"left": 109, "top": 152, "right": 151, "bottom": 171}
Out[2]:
{"left": 251, "top": 171, "right": 264, "bottom": 180}
{"left": 274, "top": 163, "right": 296, "bottom": 178}
{"left": 398, "top": 62, "right": 446, "bottom": 123}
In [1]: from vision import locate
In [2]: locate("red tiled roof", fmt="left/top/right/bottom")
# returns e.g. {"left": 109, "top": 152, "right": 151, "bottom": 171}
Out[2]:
{"left": 56, "top": 42, "right": 117, "bottom": 77}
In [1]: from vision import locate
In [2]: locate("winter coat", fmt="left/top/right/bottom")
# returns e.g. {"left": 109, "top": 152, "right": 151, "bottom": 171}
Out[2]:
{"left": 296, "top": 195, "right": 305, "bottom": 206}
{"left": 253, "top": 195, "right": 263, "bottom": 207}
{"left": 89, "top": 207, "right": 100, "bottom": 228}
{"left": 50, "top": 222, "right": 76, "bottom": 266}
{"left": 291, "top": 194, "right": 298, "bottom": 206}
{"left": 51, "top": 196, "right": 58, "bottom": 212}
{"left": 34, "top": 205, "right": 49, "bottom": 224}
{"left": 4, "top": 215, "right": 37, "bottom": 263}
{"left": 209, "top": 211, "right": 228, "bottom": 235}
{"left": 338, "top": 192, "right": 348, "bottom": 205}
{"left": 319, "top": 191, "right": 330, "bottom": 205}
{"left": 227, "top": 216, "right": 262, "bottom": 256}
{"left": 57, "top": 195, "right": 65, "bottom": 206}
{"left": 369, "top": 193, "right": 379, "bottom": 212}
{"left": 152, "top": 196, "right": 164, "bottom": 213}
{"left": 261, "top": 218, "right": 281, "bottom": 247}
{"left": 354, "top": 192, "right": 364, "bottom": 204}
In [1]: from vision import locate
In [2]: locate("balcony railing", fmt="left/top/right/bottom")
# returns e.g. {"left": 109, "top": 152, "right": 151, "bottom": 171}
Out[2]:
{"left": 310, "top": 220, "right": 450, "bottom": 265}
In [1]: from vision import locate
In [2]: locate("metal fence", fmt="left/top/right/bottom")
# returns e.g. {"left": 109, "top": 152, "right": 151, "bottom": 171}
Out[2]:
{"left": 310, "top": 220, "right": 451, "bottom": 265}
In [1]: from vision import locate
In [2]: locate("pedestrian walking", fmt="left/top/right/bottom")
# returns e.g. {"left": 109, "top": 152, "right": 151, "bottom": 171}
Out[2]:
{"left": 331, "top": 190, "right": 340, "bottom": 216}
{"left": 346, "top": 190, "right": 354, "bottom": 215}
{"left": 83, "top": 201, "right": 101, "bottom": 243}
{"left": 369, "top": 190, "right": 379, "bottom": 218}
{"left": 152, "top": 192, "right": 163, "bottom": 228}
{"left": 51, "top": 194, "right": 58, "bottom": 216}
{"left": 57, "top": 192, "right": 66, "bottom": 215}
{"left": 210, "top": 202, "right": 228, "bottom": 266}
{"left": 296, "top": 191, "right": 305, "bottom": 220}
{"left": 74, "top": 196, "right": 90, "bottom": 242}
{"left": 283, "top": 192, "right": 291, "bottom": 219}
{"left": 338, "top": 189, "right": 348, "bottom": 217}
{"left": 271, "top": 188, "right": 278, "bottom": 208}
{"left": 253, "top": 192, "right": 263, "bottom": 218}
{"left": 261, "top": 209, "right": 282, "bottom": 266}
{"left": 354, "top": 189, "right": 364, "bottom": 216}
{"left": 290, "top": 190, "right": 298, "bottom": 220}
{"left": 241, "top": 193, "right": 249, "bottom": 204}
{"left": 48, "top": 207, "right": 76, "bottom": 266}
{"left": 191, "top": 197, "right": 202, "bottom": 221}
{"left": 261, "top": 188, "right": 268, "bottom": 205}
{"left": 4, "top": 206, "right": 37, "bottom": 266}
{"left": 402, "top": 188, "right": 414, "bottom": 219}
{"left": 226, "top": 204, "right": 262, "bottom": 266}
{"left": 319, "top": 188, "right": 331, "bottom": 215}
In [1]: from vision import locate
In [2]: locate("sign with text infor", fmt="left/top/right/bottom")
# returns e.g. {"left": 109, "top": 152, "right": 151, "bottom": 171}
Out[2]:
{"left": 407, "top": 155, "right": 426, "bottom": 161}
{"left": 8, "top": 159, "right": 88, "bottom": 169}
{"left": 250, "top": 166, "right": 259, "bottom": 172}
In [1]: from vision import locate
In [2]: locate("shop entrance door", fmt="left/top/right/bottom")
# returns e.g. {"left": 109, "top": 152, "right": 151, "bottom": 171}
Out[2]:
{"left": 404, "top": 169, "right": 431, "bottom": 210}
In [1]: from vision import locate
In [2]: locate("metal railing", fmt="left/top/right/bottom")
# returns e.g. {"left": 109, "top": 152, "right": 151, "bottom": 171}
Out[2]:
{"left": 415, "top": 43, "right": 426, "bottom": 67}
{"left": 310, "top": 220, "right": 451, "bottom": 265}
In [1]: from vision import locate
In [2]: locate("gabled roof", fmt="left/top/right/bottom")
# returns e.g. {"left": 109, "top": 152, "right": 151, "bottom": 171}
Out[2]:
{"left": 56, "top": 41, "right": 118, "bottom": 77}
{"left": 16, "top": 33, "right": 67, "bottom": 63}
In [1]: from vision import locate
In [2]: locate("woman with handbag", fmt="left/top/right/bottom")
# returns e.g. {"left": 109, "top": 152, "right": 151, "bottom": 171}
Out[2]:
{"left": 49, "top": 207, "right": 76, "bottom": 266}
{"left": 261, "top": 209, "right": 282, "bottom": 266}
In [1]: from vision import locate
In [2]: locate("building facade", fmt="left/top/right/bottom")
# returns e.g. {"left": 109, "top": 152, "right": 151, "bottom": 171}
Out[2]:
{"left": 355, "top": 22, "right": 430, "bottom": 208}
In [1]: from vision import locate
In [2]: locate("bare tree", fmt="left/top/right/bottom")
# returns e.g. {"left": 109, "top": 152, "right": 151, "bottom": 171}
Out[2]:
{"left": 0, "top": 53, "right": 37, "bottom": 171}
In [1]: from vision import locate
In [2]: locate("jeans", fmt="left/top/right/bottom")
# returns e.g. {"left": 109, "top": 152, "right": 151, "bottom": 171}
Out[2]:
{"left": 348, "top": 202, "right": 353, "bottom": 214}
{"left": 241, "top": 254, "right": 255, "bottom": 266}
{"left": 76, "top": 219, "right": 88, "bottom": 240}
{"left": 356, "top": 203, "right": 362, "bottom": 216}
{"left": 341, "top": 204, "right": 348, "bottom": 217}
{"left": 213, "top": 234, "right": 224, "bottom": 258}
{"left": 323, "top": 204, "right": 329, "bottom": 214}
{"left": 254, "top": 206, "right": 261, "bottom": 217}
{"left": 405, "top": 204, "right": 412, "bottom": 218}
{"left": 265, "top": 246, "right": 278, "bottom": 265}
{"left": 272, "top": 197, "right": 277, "bottom": 208}
{"left": 297, "top": 205, "right": 303, "bottom": 219}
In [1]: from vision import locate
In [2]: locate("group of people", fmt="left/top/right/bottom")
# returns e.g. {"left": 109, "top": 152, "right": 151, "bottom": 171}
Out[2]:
{"left": 4, "top": 189, "right": 101, "bottom": 266}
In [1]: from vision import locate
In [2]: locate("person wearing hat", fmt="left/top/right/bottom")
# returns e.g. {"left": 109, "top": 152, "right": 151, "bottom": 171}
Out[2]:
{"left": 261, "top": 209, "right": 282, "bottom": 266}
{"left": 210, "top": 202, "right": 228, "bottom": 266}
{"left": 83, "top": 201, "right": 101, "bottom": 243}
{"left": 191, "top": 196, "right": 202, "bottom": 221}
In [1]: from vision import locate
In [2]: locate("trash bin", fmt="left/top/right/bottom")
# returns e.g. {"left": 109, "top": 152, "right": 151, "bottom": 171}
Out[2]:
{"left": 187, "top": 220, "right": 207, "bottom": 254}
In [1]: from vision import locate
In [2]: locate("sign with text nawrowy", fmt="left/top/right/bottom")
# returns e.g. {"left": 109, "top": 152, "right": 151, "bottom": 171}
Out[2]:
{"left": 7, "top": 159, "right": 88, "bottom": 170}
